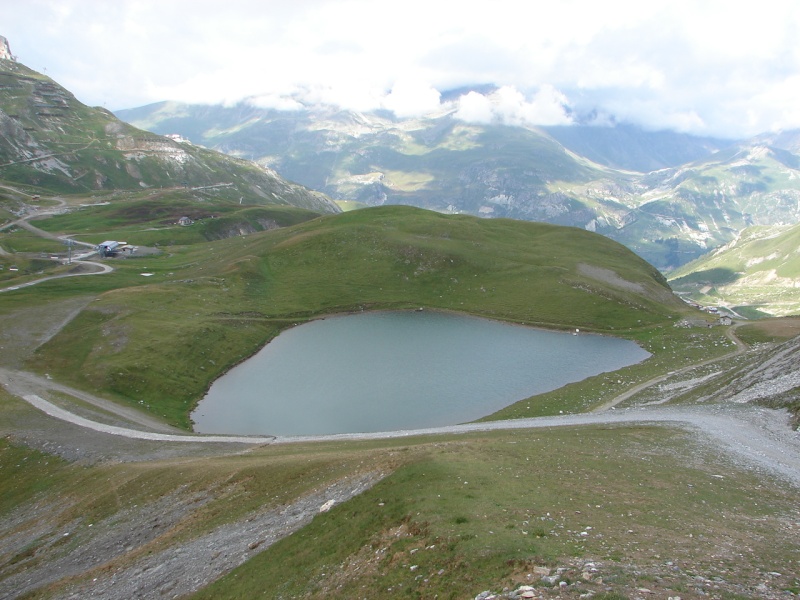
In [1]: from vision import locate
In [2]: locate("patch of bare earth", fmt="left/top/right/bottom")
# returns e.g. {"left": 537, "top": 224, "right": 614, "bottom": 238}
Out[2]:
{"left": 1, "top": 470, "right": 385, "bottom": 600}
{"left": 0, "top": 296, "right": 93, "bottom": 369}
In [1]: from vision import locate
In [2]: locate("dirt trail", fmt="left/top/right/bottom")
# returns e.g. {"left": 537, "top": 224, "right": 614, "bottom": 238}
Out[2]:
{"left": 593, "top": 323, "right": 748, "bottom": 411}
{"left": 0, "top": 195, "right": 112, "bottom": 293}
{"left": 4, "top": 367, "right": 799, "bottom": 488}
{"left": 21, "top": 392, "right": 275, "bottom": 444}
{"left": 0, "top": 260, "right": 112, "bottom": 294}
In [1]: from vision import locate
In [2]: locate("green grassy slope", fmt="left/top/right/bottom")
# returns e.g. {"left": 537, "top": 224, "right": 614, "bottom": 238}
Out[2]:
{"left": 190, "top": 427, "right": 797, "bottom": 600}
{"left": 118, "top": 101, "right": 800, "bottom": 271}
{"left": 0, "top": 60, "right": 338, "bottom": 212}
{"left": 3, "top": 416, "right": 796, "bottom": 600}
{"left": 28, "top": 191, "right": 324, "bottom": 247}
{"left": 24, "top": 205, "right": 689, "bottom": 428}
{"left": 669, "top": 223, "right": 800, "bottom": 317}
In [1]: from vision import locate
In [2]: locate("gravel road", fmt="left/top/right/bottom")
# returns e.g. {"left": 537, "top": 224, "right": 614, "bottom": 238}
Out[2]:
{"left": 10, "top": 375, "right": 800, "bottom": 488}
{"left": 3, "top": 348, "right": 800, "bottom": 600}
{"left": 21, "top": 393, "right": 275, "bottom": 444}
{"left": 4, "top": 390, "right": 799, "bottom": 600}
{"left": 275, "top": 404, "right": 800, "bottom": 487}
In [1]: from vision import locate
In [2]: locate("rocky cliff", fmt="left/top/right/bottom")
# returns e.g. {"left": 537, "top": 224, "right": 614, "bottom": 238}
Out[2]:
{"left": 0, "top": 36, "right": 13, "bottom": 62}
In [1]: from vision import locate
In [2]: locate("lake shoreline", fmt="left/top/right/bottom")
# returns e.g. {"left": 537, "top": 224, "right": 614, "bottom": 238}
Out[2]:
{"left": 192, "top": 310, "right": 650, "bottom": 437}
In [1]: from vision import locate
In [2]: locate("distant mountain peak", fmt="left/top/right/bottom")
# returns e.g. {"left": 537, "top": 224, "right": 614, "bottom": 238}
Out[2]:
{"left": 0, "top": 35, "right": 14, "bottom": 61}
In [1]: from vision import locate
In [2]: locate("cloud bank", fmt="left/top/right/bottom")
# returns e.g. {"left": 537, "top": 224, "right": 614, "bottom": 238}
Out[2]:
{"left": 4, "top": 0, "right": 800, "bottom": 137}
{"left": 454, "top": 86, "right": 573, "bottom": 127}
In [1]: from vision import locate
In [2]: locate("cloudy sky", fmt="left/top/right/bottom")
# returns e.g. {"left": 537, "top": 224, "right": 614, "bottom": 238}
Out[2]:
{"left": 5, "top": 0, "right": 800, "bottom": 138}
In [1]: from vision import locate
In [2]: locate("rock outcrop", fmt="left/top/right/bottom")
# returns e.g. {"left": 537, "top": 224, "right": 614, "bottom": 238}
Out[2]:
{"left": 0, "top": 36, "right": 13, "bottom": 62}
{"left": 697, "top": 333, "right": 800, "bottom": 427}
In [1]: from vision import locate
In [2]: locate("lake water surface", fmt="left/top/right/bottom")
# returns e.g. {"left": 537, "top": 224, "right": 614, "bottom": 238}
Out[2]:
{"left": 192, "top": 311, "right": 649, "bottom": 436}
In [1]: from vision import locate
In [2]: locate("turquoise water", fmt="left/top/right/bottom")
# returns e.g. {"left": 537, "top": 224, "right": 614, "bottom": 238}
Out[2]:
{"left": 192, "top": 311, "right": 649, "bottom": 436}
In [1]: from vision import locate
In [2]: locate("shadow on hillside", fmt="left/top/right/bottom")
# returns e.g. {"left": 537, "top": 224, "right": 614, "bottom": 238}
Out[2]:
{"left": 671, "top": 267, "right": 741, "bottom": 286}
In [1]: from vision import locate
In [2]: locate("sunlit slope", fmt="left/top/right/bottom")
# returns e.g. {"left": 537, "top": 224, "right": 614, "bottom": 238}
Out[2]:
{"left": 30, "top": 206, "right": 688, "bottom": 428}
{"left": 592, "top": 143, "right": 800, "bottom": 270}
{"left": 669, "top": 222, "right": 800, "bottom": 317}
{"left": 27, "top": 191, "right": 324, "bottom": 247}
{"left": 0, "top": 60, "right": 338, "bottom": 212}
{"left": 119, "top": 101, "right": 800, "bottom": 270}
{"left": 244, "top": 205, "right": 682, "bottom": 322}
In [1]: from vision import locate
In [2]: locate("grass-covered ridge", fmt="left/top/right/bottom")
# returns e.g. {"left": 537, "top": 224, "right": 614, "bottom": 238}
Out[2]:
{"left": 28, "top": 205, "right": 690, "bottom": 429}
{"left": 0, "top": 60, "right": 338, "bottom": 213}
{"left": 29, "top": 192, "right": 324, "bottom": 247}
{"left": 4, "top": 410, "right": 796, "bottom": 600}
{"left": 190, "top": 426, "right": 797, "bottom": 600}
{"left": 669, "top": 222, "right": 800, "bottom": 317}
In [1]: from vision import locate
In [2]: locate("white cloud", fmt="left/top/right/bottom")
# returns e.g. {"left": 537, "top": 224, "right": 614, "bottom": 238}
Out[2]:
{"left": 298, "top": 83, "right": 383, "bottom": 113}
{"left": 455, "top": 86, "right": 573, "bottom": 127}
{"left": 3, "top": 0, "right": 800, "bottom": 136}
{"left": 382, "top": 80, "right": 442, "bottom": 118}
{"left": 454, "top": 92, "right": 494, "bottom": 124}
{"left": 246, "top": 94, "right": 305, "bottom": 111}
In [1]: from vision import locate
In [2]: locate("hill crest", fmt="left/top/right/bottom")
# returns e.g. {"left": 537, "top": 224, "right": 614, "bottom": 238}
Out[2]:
{"left": 116, "top": 100, "right": 800, "bottom": 270}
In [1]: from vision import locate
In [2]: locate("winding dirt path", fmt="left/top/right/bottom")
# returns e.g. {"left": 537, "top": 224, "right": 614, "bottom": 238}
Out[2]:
{"left": 592, "top": 323, "right": 748, "bottom": 411}
{"left": 22, "top": 393, "right": 275, "bottom": 444}
{"left": 4, "top": 369, "right": 799, "bottom": 488}
{"left": 1, "top": 193, "right": 112, "bottom": 293}
{"left": 0, "top": 260, "right": 112, "bottom": 293}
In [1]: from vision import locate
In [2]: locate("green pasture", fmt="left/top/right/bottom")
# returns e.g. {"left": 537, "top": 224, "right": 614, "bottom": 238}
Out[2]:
{"left": 30, "top": 196, "right": 322, "bottom": 247}
{"left": 190, "top": 427, "right": 796, "bottom": 600}
{"left": 3, "top": 412, "right": 796, "bottom": 600}
{"left": 17, "top": 205, "right": 699, "bottom": 429}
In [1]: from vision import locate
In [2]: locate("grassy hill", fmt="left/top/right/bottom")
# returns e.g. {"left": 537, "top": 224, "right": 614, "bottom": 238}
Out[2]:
{"left": 4, "top": 181, "right": 796, "bottom": 600}
{"left": 25, "top": 189, "right": 325, "bottom": 244}
{"left": 0, "top": 60, "right": 338, "bottom": 213}
{"left": 669, "top": 222, "right": 800, "bottom": 317}
{"left": 118, "top": 101, "right": 800, "bottom": 271}
{"left": 22, "top": 205, "right": 689, "bottom": 428}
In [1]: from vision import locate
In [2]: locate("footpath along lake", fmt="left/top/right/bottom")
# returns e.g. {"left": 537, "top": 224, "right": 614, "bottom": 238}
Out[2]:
{"left": 192, "top": 311, "right": 650, "bottom": 436}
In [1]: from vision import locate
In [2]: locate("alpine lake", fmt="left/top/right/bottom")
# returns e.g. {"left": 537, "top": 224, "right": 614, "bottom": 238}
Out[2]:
{"left": 192, "top": 311, "right": 650, "bottom": 436}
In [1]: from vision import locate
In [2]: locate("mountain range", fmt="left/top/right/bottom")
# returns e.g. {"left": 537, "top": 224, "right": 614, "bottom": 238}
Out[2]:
{"left": 0, "top": 59, "right": 339, "bottom": 214}
{"left": 2, "top": 49, "right": 800, "bottom": 316}
{"left": 117, "top": 101, "right": 800, "bottom": 272}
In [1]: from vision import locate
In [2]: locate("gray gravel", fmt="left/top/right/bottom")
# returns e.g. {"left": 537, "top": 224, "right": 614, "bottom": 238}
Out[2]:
{"left": 274, "top": 404, "right": 800, "bottom": 487}
{"left": 11, "top": 370, "right": 800, "bottom": 489}
{"left": 22, "top": 393, "right": 275, "bottom": 445}
{"left": 50, "top": 472, "right": 384, "bottom": 600}
{"left": 3, "top": 332, "right": 800, "bottom": 599}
